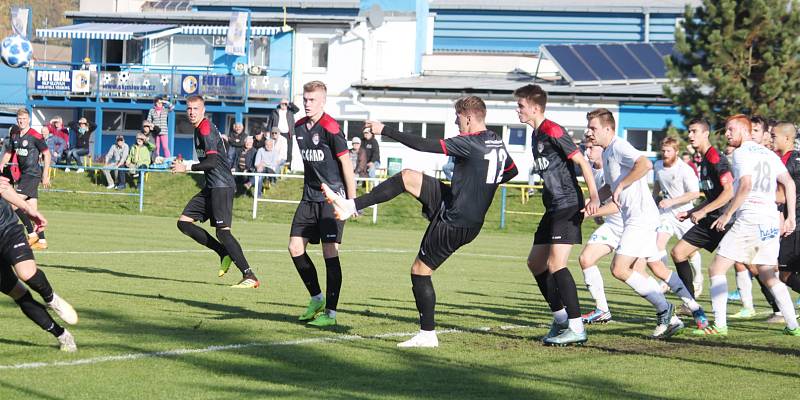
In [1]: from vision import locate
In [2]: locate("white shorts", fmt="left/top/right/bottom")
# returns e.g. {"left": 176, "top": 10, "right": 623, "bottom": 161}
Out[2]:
{"left": 656, "top": 212, "right": 694, "bottom": 238}
{"left": 588, "top": 222, "right": 623, "bottom": 249}
{"left": 717, "top": 218, "right": 780, "bottom": 265}
{"left": 616, "top": 224, "right": 660, "bottom": 260}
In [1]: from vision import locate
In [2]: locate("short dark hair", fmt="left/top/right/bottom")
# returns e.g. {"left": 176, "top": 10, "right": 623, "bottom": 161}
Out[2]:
{"left": 513, "top": 84, "right": 547, "bottom": 111}
{"left": 686, "top": 117, "right": 709, "bottom": 132}
{"left": 154, "top": 96, "right": 163, "bottom": 103}
{"left": 750, "top": 115, "right": 768, "bottom": 132}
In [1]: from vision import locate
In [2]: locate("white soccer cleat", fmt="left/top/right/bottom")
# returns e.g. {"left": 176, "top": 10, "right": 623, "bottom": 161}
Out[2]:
{"left": 57, "top": 329, "right": 77, "bottom": 352}
{"left": 320, "top": 183, "right": 357, "bottom": 221}
{"left": 397, "top": 331, "right": 439, "bottom": 348}
{"left": 48, "top": 293, "right": 78, "bottom": 325}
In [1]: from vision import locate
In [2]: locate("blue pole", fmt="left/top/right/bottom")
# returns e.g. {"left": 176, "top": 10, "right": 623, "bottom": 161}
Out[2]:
{"left": 500, "top": 186, "right": 507, "bottom": 229}
{"left": 138, "top": 168, "right": 145, "bottom": 212}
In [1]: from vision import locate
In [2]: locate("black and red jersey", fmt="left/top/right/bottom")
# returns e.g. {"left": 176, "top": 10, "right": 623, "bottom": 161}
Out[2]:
{"left": 294, "top": 113, "right": 349, "bottom": 202}
{"left": 698, "top": 146, "right": 733, "bottom": 218}
{"left": 440, "top": 130, "right": 516, "bottom": 228}
{"left": 531, "top": 119, "right": 583, "bottom": 210}
{"left": 779, "top": 149, "right": 800, "bottom": 226}
{"left": 194, "top": 118, "right": 235, "bottom": 189}
{"left": 5, "top": 128, "right": 48, "bottom": 179}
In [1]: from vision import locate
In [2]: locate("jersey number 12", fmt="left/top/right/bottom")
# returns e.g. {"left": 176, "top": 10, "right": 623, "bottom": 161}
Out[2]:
{"left": 484, "top": 149, "right": 507, "bottom": 184}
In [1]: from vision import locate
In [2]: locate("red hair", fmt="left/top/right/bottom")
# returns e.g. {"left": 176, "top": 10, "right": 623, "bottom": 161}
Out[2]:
{"left": 725, "top": 114, "right": 752, "bottom": 132}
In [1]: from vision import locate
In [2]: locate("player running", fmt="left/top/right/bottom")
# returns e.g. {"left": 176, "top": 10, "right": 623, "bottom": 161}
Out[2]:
{"left": 288, "top": 81, "right": 356, "bottom": 328}
{"left": 0, "top": 108, "right": 51, "bottom": 250}
{"left": 694, "top": 115, "right": 798, "bottom": 336}
{"left": 322, "top": 96, "right": 517, "bottom": 347}
{"left": 172, "top": 95, "right": 260, "bottom": 288}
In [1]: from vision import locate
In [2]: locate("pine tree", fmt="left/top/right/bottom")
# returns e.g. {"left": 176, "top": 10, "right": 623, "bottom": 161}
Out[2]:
{"left": 665, "top": 0, "right": 800, "bottom": 131}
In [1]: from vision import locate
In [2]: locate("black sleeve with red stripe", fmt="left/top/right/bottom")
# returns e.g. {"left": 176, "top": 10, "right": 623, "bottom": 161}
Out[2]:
{"left": 442, "top": 135, "right": 473, "bottom": 158}
{"left": 382, "top": 126, "right": 444, "bottom": 154}
{"left": 198, "top": 119, "right": 220, "bottom": 156}
{"left": 500, "top": 152, "right": 518, "bottom": 184}
{"left": 541, "top": 120, "right": 580, "bottom": 160}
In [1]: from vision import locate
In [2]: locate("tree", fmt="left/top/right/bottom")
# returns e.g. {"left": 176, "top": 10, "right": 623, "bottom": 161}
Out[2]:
{"left": 665, "top": 0, "right": 800, "bottom": 131}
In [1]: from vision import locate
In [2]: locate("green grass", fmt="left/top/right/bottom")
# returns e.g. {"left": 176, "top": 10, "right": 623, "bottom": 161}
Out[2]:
{"left": 0, "top": 174, "right": 797, "bottom": 399}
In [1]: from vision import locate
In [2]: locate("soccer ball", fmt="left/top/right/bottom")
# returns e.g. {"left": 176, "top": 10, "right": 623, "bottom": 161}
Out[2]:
{"left": 1, "top": 35, "right": 33, "bottom": 68}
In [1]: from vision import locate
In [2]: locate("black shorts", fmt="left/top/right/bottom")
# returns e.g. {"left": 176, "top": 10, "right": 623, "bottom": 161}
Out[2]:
{"left": 533, "top": 206, "right": 583, "bottom": 245}
{"left": 0, "top": 224, "right": 34, "bottom": 294}
{"left": 290, "top": 200, "right": 344, "bottom": 244}
{"left": 416, "top": 175, "right": 481, "bottom": 269}
{"left": 15, "top": 174, "right": 39, "bottom": 199}
{"left": 681, "top": 216, "right": 731, "bottom": 252}
{"left": 181, "top": 187, "right": 234, "bottom": 228}
{"left": 779, "top": 230, "right": 800, "bottom": 272}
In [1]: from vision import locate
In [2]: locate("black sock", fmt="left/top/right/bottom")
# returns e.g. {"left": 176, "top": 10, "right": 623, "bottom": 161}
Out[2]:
{"left": 552, "top": 268, "right": 581, "bottom": 319}
{"left": 177, "top": 221, "right": 226, "bottom": 258}
{"left": 755, "top": 275, "right": 779, "bottom": 313}
{"left": 534, "top": 271, "right": 564, "bottom": 312}
{"left": 38, "top": 231, "right": 45, "bottom": 240}
{"left": 784, "top": 272, "right": 800, "bottom": 294}
{"left": 324, "top": 257, "right": 342, "bottom": 312}
{"left": 354, "top": 173, "right": 406, "bottom": 210}
{"left": 25, "top": 269, "right": 54, "bottom": 303}
{"left": 15, "top": 209, "right": 34, "bottom": 234}
{"left": 292, "top": 253, "right": 321, "bottom": 297}
{"left": 216, "top": 229, "right": 252, "bottom": 276}
{"left": 15, "top": 291, "right": 64, "bottom": 337}
{"left": 674, "top": 260, "right": 695, "bottom": 298}
{"left": 411, "top": 274, "right": 436, "bottom": 331}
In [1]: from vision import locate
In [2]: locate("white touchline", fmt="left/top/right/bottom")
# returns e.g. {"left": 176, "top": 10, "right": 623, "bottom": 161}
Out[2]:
{"left": 38, "top": 248, "right": 531, "bottom": 260}
{"left": 0, "top": 325, "right": 537, "bottom": 370}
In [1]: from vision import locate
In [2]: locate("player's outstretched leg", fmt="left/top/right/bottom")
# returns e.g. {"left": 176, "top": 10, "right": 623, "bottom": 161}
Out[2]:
{"left": 14, "top": 260, "right": 78, "bottom": 325}
{"left": 215, "top": 228, "right": 259, "bottom": 288}
{"left": 322, "top": 169, "right": 424, "bottom": 221}
{"left": 611, "top": 255, "right": 682, "bottom": 338}
{"left": 398, "top": 261, "right": 438, "bottom": 348}
{"left": 3, "top": 280, "right": 76, "bottom": 352}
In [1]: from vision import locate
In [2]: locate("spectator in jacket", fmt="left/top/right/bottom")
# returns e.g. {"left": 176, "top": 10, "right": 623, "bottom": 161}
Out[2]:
{"left": 270, "top": 127, "right": 288, "bottom": 170}
{"left": 42, "top": 126, "right": 67, "bottom": 166}
{"left": 47, "top": 116, "right": 70, "bottom": 145}
{"left": 147, "top": 96, "right": 173, "bottom": 158}
{"left": 362, "top": 129, "right": 381, "bottom": 178}
{"left": 117, "top": 133, "right": 151, "bottom": 189}
{"left": 238, "top": 136, "right": 258, "bottom": 193}
{"left": 103, "top": 135, "right": 129, "bottom": 189}
{"left": 268, "top": 99, "right": 298, "bottom": 165}
{"left": 350, "top": 137, "right": 368, "bottom": 177}
{"left": 227, "top": 122, "right": 247, "bottom": 169}
{"left": 65, "top": 117, "right": 96, "bottom": 172}
{"left": 142, "top": 120, "right": 160, "bottom": 143}
{"left": 255, "top": 138, "right": 280, "bottom": 187}
{"left": 252, "top": 125, "right": 268, "bottom": 149}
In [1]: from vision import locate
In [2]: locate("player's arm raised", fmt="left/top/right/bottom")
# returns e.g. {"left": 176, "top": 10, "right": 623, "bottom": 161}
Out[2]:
{"left": 777, "top": 171, "right": 796, "bottom": 235}
{"left": 364, "top": 120, "right": 444, "bottom": 154}
{"left": 711, "top": 175, "right": 749, "bottom": 231}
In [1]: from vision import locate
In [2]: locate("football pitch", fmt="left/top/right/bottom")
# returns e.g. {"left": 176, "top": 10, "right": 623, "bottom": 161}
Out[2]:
{"left": 0, "top": 210, "right": 797, "bottom": 399}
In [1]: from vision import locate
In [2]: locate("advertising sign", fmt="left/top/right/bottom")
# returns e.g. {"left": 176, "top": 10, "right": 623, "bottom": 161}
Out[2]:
{"left": 225, "top": 12, "right": 247, "bottom": 56}
{"left": 34, "top": 69, "right": 72, "bottom": 91}
{"left": 100, "top": 71, "right": 172, "bottom": 98}
{"left": 247, "top": 75, "right": 290, "bottom": 100}
{"left": 71, "top": 70, "right": 91, "bottom": 93}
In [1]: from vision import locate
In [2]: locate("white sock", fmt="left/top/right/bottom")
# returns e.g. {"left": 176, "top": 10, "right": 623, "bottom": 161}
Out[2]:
{"left": 768, "top": 282, "right": 799, "bottom": 330}
{"left": 568, "top": 317, "right": 585, "bottom": 334}
{"left": 420, "top": 329, "right": 436, "bottom": 337}
{"left": 311, "top": 293, "right": 324, "bottom": 301}
{"left": 626, "top": 273, "right": 669, "bottom": 314}
{"left": 710, "top": 275, "right": 728, "bottom": 328}
{"left": 736, "top": 270, "right": 754, "bottom": 310}
{"left": 667, "top": 271, "right": 699, "bottom": 311}
{"left": 690, "top": 252, "right": 703, "bottom": 286}
{"left": 553, "top": 308, "right": 568, "bottom": 324}
{"left": 582, "top": 266, "right": 609, "bottom": 312}
{"left": 326, "top": 310, "right": 336, "bottom": 318}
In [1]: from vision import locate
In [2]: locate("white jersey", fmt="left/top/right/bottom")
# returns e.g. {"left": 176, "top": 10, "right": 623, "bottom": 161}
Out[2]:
{"left": 593, "top": 168, "right": 623, "bottom": 228}
{"left": 602, "top": 137, "right": 659, "bottom": 226}
{"left": 654, "top": 159, "right": 699, "bottom": 215}
{"left": 730, "top": 140, "right": 786, "bottom": 221}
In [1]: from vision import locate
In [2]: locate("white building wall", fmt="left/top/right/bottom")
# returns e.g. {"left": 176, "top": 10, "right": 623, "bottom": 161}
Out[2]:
{"left": 80, "top": 0, "right": 146, "bottom": 12}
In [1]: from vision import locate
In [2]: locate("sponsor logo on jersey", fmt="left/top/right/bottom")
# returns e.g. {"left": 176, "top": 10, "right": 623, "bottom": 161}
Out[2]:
{"left": 759, "top": 225, "right": 779, "bottom": 241}
{"left": 196, "top": 149, "right": 206, "bottom": 157}
{"left": 13, "top": 242, "right": 25, "bottom": 249}
{"left": 21, "top": 139, "right": 28, "bottom": 147}
{"left": 312, "top": 133, "right": 320, "bottom": 146}
{"left": 301, "top": 149, "right": 325, "bottom": 162}
{"left": 17, "top": 149, "right": 28, "bottom": 157}
{"left": 537, "top": 141, "right": 544, "bottom": 153}
{"left": 532, "top": 157, "right": 550, "bottom": 171}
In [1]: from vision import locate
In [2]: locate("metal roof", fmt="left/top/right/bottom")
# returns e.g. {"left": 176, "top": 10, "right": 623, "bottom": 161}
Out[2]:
{"left": 36, "top": 23, "right": 177, "bottom": 40}
{"left": 352, "top": 75, "right": 671, "bottom": 103}
{"left": 191, "top": 0, "right": 360, "bottom": 8}
{"left": 65, "top": 10, "right": 357, "bottom": 25}
{"left": 430, "top": 0, "right": 700, "bottom": 13}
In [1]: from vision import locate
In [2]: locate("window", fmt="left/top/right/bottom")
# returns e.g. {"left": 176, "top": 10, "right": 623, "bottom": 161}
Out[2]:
{"left": 152, "top": 37, "right": 170, "bottom": 65}
{"left": 426, "top": 123, "right": 445, "bottom": 140}
{"left": 380, "top": 121, "right": 400, "bottom": 142}
{"left": 83, "top": 110, "right": 142, "bottom": 131}
{"left": 124, "top": 113, "right": 143, "bottom": 130}
{"left": 246, "top": 117, "right": 268, "bottom": 136}
{"left": 564, "top": 126, "right": 586, "bottom": 144}
{"left": 487, "top": 125, "right": 504, "bottom": 137}
{"left": 172, "top": 35, "right": 213, "bottom": 65}
{"left": 311, "top": 40, "right": 328, "bottom": 68}
{"left": 625, "top": 129, "right": 666, "bottom": 154}
{"left": 125, "top": 39, "right": 143, "bottom": 64}
{"left": 508, "top": 126, "right": 527, "bottom": 146}
{"left": 250, "top": 37, "right": 270, "bottom": 67}
{"left": 345, "top": 120, "right": 364, "bottom": 140}
{"left": 403, "top": 122, "right": 423, "bottom": 137}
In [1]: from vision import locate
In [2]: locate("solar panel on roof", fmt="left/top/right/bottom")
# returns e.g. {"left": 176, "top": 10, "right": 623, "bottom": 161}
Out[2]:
{"left": 571, "top": 45, "right": 625, "bottom": 81}
{"left": 544, "top": 45, "right": 598, "bottom": 82}
{"left": 594, "top": 44, "right": 653, "bottom": 80}
{"left": 626, "top": 43, "right": 666, "bottom": 78}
